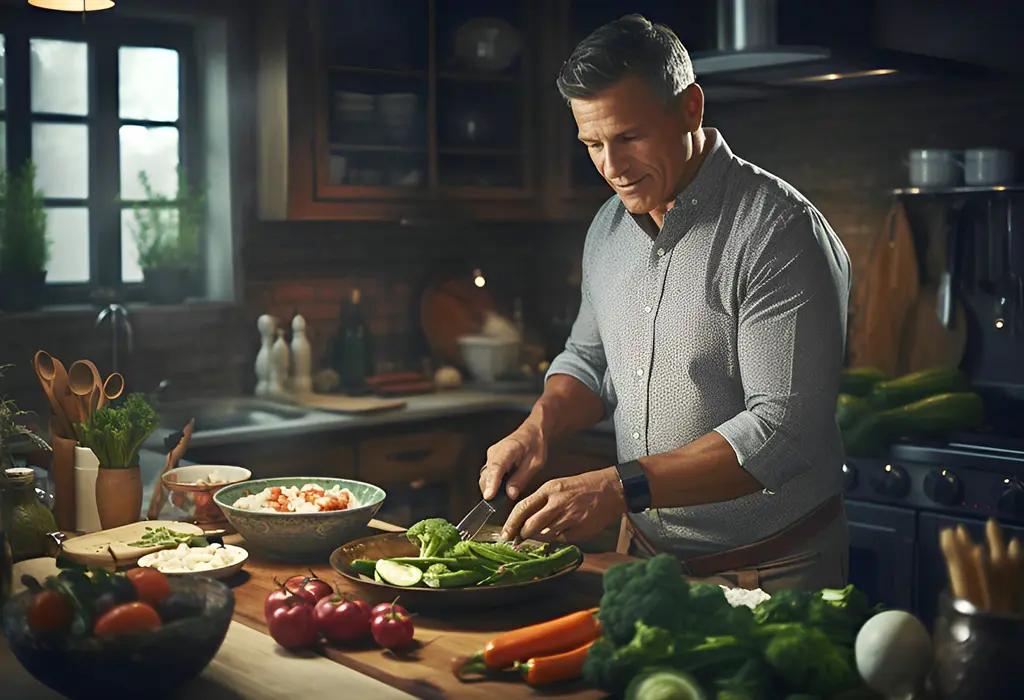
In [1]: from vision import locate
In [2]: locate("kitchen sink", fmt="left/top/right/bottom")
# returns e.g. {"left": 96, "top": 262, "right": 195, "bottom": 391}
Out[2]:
{"left": 156, "top": 397, "right": 311, "bottom": 434}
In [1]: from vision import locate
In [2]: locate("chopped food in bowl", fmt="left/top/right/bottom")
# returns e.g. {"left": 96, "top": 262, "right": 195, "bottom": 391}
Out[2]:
{"left": 137, "top": 543, "right": 248, "bottom": 579}
{"left": 212, "top": 477, "right": 386, "bottom": 562}
{"left": 162, "top": 464, "right": 251, "bottom": 525}
{"left": 232, "top": 483, "right": 358, "bottom": 513}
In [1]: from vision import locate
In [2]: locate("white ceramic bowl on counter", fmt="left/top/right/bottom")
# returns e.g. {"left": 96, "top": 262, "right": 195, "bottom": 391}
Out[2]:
{"left": 137, "top": 543, "right": 249, "bottom": 580}
{"left": 457, "top": 335, "right": 519, "bottom": 383}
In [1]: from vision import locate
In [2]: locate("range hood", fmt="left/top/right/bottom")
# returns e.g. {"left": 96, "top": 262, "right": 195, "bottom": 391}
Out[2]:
{"left": 692, "top": 0, "right": 988, "bottom": 100}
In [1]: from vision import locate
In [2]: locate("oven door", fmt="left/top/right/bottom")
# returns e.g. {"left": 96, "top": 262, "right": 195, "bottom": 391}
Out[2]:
{"left": 845, "top": 500, "right": 917, "bottom": 612}
{"left": 917, "top": 512, "right": 1024, "bottom": 629}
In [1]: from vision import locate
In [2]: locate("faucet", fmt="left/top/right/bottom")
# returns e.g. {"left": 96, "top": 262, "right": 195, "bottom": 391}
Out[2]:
{"left": 95, "top": 304, "right": 134, "bottom": 375}
{"left": 149, "top": 379, "right": 170, "bottom": 406}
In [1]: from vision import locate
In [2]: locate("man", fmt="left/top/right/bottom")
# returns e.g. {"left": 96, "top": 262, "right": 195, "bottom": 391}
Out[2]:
{"left": 478, "top": 15, "right": 852, "bottom": 593}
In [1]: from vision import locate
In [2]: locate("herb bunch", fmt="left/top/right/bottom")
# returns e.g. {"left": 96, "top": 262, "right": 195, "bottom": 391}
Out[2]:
{"left": 75, "top": 393, "right": 160, "bottom": 469}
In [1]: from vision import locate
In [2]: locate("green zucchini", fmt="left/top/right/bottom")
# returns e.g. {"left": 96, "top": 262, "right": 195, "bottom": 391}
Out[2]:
{"left": 868, "top": 367, "right": 968, "bottom": 409}
{"left": 841, "top": 413, "right": 891, "bottom": 458}
{"left": 836, "top": 394, "right": 873, "bottom": 430}
{"left": 840, "top": 367, "right": 887, "bottom": 397}
{"left": 842, "top": 392, "right": 986, "bottom": 457}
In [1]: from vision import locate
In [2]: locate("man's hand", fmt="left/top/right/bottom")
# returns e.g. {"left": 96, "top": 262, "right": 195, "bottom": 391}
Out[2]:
{"left": 478, "top": 421, "right": 547, "bottom": 502}
{"left": 499, "top": 467, "right": 627, "bottom": 543}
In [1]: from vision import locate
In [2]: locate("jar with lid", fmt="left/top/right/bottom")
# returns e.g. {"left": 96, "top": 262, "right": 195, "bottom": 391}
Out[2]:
{"left": 2, "top": 467, "right": 58, "bottom": 562}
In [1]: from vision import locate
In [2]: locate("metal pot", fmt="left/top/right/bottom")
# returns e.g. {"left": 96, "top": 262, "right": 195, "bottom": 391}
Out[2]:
{"left": 964, "top": 148, "right": 1014, "bottom": 186}
{"left": 932, "top": 591, "right": 1024, "bottom": 699}
{"left": 908, "top": 149, "right": 962, "bottom": 188}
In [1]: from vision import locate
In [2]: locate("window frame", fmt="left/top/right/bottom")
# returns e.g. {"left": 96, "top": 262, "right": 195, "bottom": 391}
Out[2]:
{"left": 0, "top": 9, "right": 201, "bottom": 305}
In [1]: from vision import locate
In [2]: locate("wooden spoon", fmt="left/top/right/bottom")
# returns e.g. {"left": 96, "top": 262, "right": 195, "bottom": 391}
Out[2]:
{"left": 147, "top": 418, "right": 196, "bottom": 520}
{"left": 97, "top": 373, "right": 125, "bottom": 410}
{"left": 33, "top": 350, "right": 75, "bottom": 439}
{"left": 68, "top": 359, "right": 102, "bottom": 418}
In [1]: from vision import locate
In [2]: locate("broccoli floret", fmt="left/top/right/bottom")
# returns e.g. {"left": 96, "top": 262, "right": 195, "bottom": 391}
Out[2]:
{"left": 582, "top": 620, "right": 674, "bottom": 693}
{"left": 444, "top": 540, "right": 473, "bottom": 557}
{"left": 752, "top": 588, "right": 815, "bottom": 626}
{"left": 425, "top": 563, "right": 451, "bottom": 576}
{"left": 597, "top": 554, "right": 691, "bottom": 646}
{"left": 686, "top": 583, "right": 756, "bottom": 637}
{"left": 807, "top": 585, "right": 872, "bottom": 647}
{"left": 422, "top": 563, "right": 487, "bottom": 588}
{"left": 714, "top": 657, "right": 776, "bottom": 700}
{"left": 405, "top": 518, "right": 460, "bottom": 559}
{"left": 673, "top": 635, "right": 753, "bottom": 688}
{"left": 756, "top": 623, "right": 859, "bottom": 698}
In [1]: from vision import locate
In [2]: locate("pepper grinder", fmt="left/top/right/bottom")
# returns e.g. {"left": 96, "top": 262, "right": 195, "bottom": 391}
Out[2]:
{"left": 269, "top": 328, "right": 290, "bottom": 397}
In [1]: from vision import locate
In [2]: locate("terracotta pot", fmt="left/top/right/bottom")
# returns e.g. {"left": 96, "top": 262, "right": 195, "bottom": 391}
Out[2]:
{"left": 95, "top": 467, "right": 142, "bottom": 530}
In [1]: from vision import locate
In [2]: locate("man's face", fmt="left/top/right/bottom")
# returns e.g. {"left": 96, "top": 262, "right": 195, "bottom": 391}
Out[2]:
{"left": 571, "top": 76, "right": 702, "bottom": 215}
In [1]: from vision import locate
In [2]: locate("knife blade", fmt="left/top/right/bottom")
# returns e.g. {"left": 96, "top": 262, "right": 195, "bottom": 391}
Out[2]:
{"left": 455, "top": 473, "right": 511, "bottom": 541}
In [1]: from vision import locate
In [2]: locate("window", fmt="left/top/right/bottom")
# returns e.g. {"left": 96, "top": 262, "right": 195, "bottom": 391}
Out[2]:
{"left": 0, "top": 11, "right": 197, "bottom": 303}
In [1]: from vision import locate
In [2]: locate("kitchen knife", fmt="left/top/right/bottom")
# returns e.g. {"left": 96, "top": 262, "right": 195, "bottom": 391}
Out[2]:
{"left": 455, "top": 473, "right": 511, "bottom": 541}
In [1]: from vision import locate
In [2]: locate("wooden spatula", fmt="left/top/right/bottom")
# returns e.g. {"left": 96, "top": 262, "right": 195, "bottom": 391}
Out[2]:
{"left": 146, "top": 418, "right": 195, "bottom": 520}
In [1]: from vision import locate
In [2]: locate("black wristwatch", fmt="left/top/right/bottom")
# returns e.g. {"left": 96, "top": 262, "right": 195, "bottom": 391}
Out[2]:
{"left": 615, "top": 459, "right": 652, "bottom": 513}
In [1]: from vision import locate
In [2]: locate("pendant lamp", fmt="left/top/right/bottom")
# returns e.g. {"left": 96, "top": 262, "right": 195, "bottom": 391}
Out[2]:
{"left": 28, "top": 0, "right": 115, "bottom": 10}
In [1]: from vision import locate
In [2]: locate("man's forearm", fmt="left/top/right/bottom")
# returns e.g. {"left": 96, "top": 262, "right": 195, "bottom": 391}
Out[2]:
{"left": 526, "top": 374, "right": 606, "bottom": 444}
{"left": 637, "top": 431, "right": 764, "bottom": 508}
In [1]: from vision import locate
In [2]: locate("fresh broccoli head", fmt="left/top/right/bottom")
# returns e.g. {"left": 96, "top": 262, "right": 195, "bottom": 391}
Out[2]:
{"left": 713, "top": 657, "right": 776, "bottom": 700}
{"left": 756, "top": 623, "right": 860, "bottom": 698}
{"left": 597, "top": 554, "right": 691, "bottom": 646}
{"left": 582, "top": 620, "right": 675, "bottom": 693}
{"left": 405, "top": 518, "right": 461, "bottom": 559}
{"left": 752, "top": 588, "right": 815, "bottom": 626}
{"left": 686, "top": 582, "right": 756, "bottom": 637}
{"left": 806, "top": 585, "right": 872, "bottom": 647}
{"left": 424, "top": 563, "right": 451, "bottom": 576}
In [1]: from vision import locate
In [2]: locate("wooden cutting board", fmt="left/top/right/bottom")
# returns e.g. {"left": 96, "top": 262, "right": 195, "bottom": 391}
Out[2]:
{"left": 225, "top": 523, "right": 625, "bottom": 700}
{"left": 294, "top": 394, "right": 407, "bottom": 414}
{"left": 61, "top": 520, "right": 204, "bottom": 567}
{"left": 849, "top": 201, "right": 920, "bottom": 376}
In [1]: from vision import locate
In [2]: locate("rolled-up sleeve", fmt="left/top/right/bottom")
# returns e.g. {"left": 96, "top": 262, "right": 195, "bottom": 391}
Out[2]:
{"left": 714, "top": 207, "right": 850, "bottom": 491}
{"left": 545, "top": 286, "right": 615, "bottom": 418}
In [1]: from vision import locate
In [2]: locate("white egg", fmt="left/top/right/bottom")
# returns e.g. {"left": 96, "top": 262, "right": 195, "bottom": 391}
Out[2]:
{"left": 855, "top": 609, "right": 934, "bottom": 699}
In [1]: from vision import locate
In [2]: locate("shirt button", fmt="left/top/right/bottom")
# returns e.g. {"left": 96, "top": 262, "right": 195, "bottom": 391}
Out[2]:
{"left": 632, "top": 431, "right": 641, "bottom": 440}
{"left": 644, "top": 305, "right": 652, "bottom": 313}
{"left": 691, "top": 198, "right": 698, "bottom": 205}
{"left": 636, "top": 368, "right": 644, "bottom": 377}
{"left": 656, "top": 248, "right": 665, "bottom": 257}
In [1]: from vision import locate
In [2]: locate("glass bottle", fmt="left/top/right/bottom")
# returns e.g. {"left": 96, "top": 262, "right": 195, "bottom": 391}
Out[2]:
{"left": 3, "top": 467, "right": 58, "bottom": 563}
{"left": 0, "top": 471, "right": 13, "bottom": 613}
{"left": 332, "top": 288, "right": 376, "bottom": 394}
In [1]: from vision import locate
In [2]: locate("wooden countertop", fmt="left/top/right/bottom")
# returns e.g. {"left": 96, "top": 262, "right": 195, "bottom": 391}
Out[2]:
{"left": 226, "top": 520, "right": 631, "bottom": 700}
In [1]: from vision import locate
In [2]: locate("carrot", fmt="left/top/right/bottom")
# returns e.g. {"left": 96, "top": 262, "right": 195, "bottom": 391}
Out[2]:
{"left": 516, "top": 640, "right": 595, "bottom": 685}
{"left": 454, "top": 608, "right": 601, "bottom": 679}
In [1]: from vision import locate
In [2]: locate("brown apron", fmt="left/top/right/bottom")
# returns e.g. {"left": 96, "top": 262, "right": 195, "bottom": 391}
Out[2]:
{"left": 616, "top": 495, "right": 845, "bottom": 591}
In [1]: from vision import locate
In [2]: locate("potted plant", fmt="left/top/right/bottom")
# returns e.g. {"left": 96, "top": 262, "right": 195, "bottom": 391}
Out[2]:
{"left": 75, "top": 393, "right": 159, "bottom": 529}
{"left": 0, "top": 163, "right": 50, "bottom": 312}
{"left": 0, "top": 365, "right": 50, "bottom": 473}
{"left": 124, "top": 166, "right": 204, "bottom": 304}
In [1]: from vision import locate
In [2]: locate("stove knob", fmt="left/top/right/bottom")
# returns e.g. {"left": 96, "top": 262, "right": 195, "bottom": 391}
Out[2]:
{"left": 998, "top": 479, "right": 1024, "bottom": 518}
{"left": 870, "top": 463, "right": 910, "bottom": 499}
{"left": 841, "top": 463, "right": 857, "bottom": 492}
{"left": 924, "top": 469, "right": 963, "bottom": 507}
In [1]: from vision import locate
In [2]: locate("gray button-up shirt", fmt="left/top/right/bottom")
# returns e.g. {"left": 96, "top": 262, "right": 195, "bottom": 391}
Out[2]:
{"left": 546, "top": 130, "right": 851, "bottom": 556}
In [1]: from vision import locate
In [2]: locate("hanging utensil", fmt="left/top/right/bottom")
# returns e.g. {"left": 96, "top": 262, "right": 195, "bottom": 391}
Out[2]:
{"left": 96, "top": 373, "right": 124, "bottom": 410}
{"left": 67, "top": 360, "right": 102, "bottom": 419}
{"left": 936, "top": 204, "right": 964, "bottom": 329}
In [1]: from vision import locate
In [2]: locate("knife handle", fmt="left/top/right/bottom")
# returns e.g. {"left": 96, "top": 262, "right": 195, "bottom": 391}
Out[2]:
{"left": 488, "top": 472, "right": 512, "bottom": 508}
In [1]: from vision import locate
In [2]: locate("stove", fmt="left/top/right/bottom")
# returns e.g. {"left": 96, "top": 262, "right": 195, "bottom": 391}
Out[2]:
{"left": 842, "top": 430, "right": 1024, "bottom": 626}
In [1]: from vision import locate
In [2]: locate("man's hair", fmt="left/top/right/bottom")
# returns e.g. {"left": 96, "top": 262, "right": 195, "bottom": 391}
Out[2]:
{"left": 556, "top": 14, "right": 695, "bottom": 107}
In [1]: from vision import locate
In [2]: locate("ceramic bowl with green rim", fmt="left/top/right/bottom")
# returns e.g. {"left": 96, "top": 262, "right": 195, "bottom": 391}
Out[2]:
{"left": 213, "top": 477, "right": 386, "bottom": 561}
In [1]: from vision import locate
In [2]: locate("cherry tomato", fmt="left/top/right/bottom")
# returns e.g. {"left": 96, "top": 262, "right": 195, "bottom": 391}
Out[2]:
{"left": 370, "top": 601, "right": 409, "bottom": 619}
{"left": 125, "top": 568, "right": 171, "bottom": 608}
{"left": 94, "top": 602, "right": 162, "bottom": 637}
{"left": 27, "top": 589, "right": 73, "bottom": 635}
{"left": 315, "top": 596, "right": 371, "bottom": 643}
{"left": 371, "top": 609, "right": 414, "bottom": 651}
{"left": 284, "top": 571, "right": 333, "bottom": 603}
{"left": 265, "top": 582, "right": 316, "bottom": 622}
{"left": 268, "top": 601, "right": 318, "bottom": 649}
{"left": 350, "top": 598, "right": 372, "bottom": 617}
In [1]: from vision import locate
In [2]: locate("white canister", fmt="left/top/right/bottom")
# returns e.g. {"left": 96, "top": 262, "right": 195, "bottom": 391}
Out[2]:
{"left": 73, "top": 446, "right": 102, "bottom": 533}
{"left": 908, "top": 149, "right": 961, "bottom": 188}
{"left": 964, "top": 148, "right": 1014, "bottom": 186}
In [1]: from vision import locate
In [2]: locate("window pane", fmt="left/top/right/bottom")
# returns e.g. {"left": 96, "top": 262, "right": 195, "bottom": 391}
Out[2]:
{"left": 119, "top": 47, "right": 179, "bottom": 122}
{"left": 30, "top": 39, "right": 88, "bottom": 116}
{"left": 0, "top": 36, "right": 7, "bottom": 111}
{"left": 45, "top": 207, "right": 89, "bottom": 284}
{"left": 119, "top": 125, "right": 179, "bottom": 199}
{"left": 121, "top": 207, "right": 179, "bottom": 283}
{"left": 33, "top": 123, "right": 89, "bottom": 199}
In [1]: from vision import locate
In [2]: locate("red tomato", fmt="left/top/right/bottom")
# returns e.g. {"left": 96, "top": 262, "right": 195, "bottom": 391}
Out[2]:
{"left": 284, "top": 571, "right": 333, "bottom": 603}
{"left": 125, "top": 568, "right": 171, "bottom": 608}
{"left": 371, "top": 609, "right": 414, "bottom": 651}
{"left": 268, "top": 601, "right": 318, "bottom": 649}
{"left": 94, "top": 602, "right": 162, "bottom": 637}
{"left": 264, "top": 582, "right": 316, "bottom": 622}
{"left": 315, "top": 596, "right": 371, "bottom": 643}
{"left": 370, "top": 601, "right": 409, "bottom": 619}
{"left": 27, "top": 590, "right": 73, "bottom": 635}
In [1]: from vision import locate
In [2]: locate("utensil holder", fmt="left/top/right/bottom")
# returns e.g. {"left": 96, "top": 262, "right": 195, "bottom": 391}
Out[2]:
{"left": 932, "top": 591, "right": 1024, "bottom": 699}
{"left": 49, "top": 435, "right": 76, "bottom": 531}
{"left": 73, "top": 447, "right": 101, "bottom": 533}
{"left": 95, "top": 466, "right": 142, "bottom": 530}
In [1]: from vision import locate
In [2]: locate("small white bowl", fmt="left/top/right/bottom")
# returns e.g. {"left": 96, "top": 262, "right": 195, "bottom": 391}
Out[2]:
{"left": 137, "top": 544, "right": 249, "bottom": 580}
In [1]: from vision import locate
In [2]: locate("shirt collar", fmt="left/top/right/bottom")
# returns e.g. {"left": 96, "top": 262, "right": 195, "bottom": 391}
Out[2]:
{"left": 670, "top": 128, "right": 732, "bottom": 212}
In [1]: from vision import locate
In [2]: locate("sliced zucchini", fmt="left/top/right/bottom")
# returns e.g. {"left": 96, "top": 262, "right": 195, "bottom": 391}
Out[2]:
{"left": 625, "top": 667, "right": 707, "bottom": 700}
{"left": 375, "top": 559, "right": 424, "bottom": 587}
